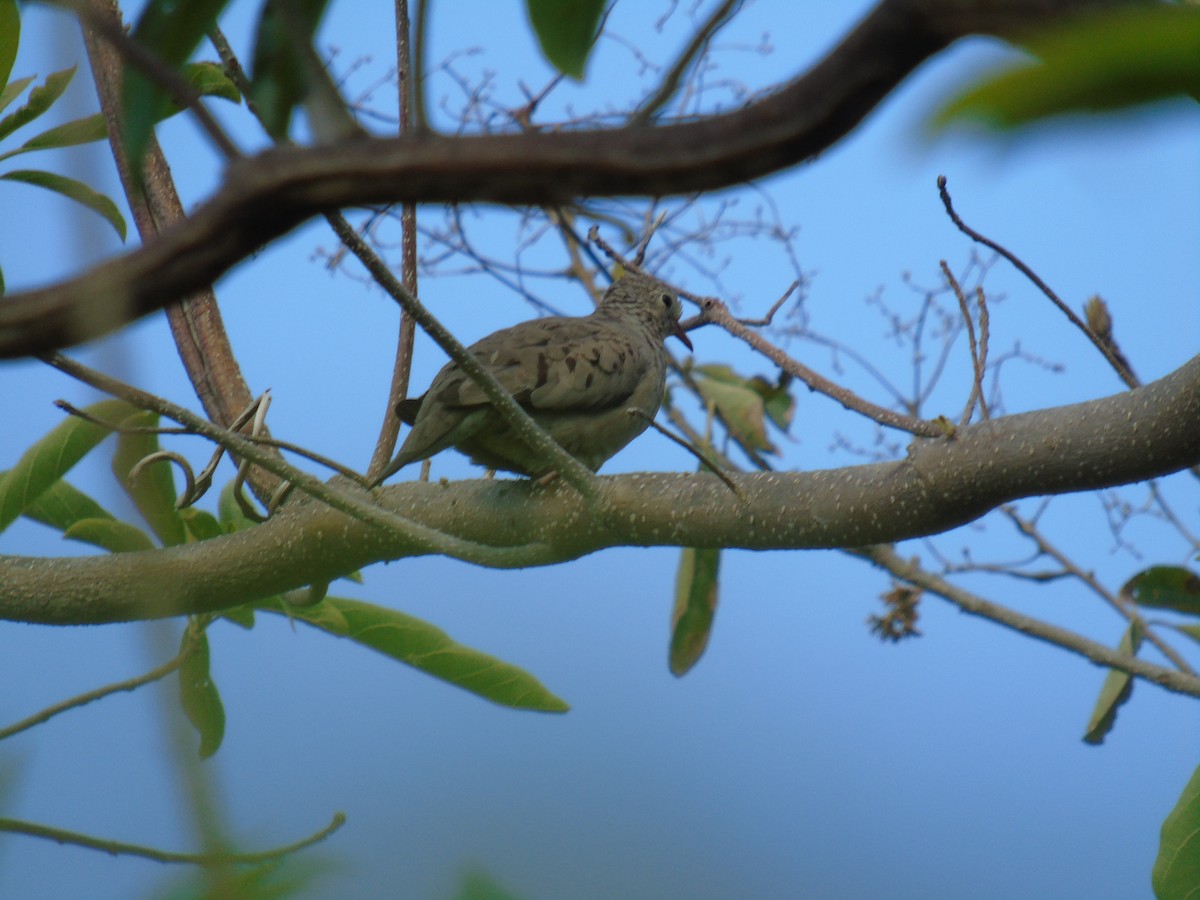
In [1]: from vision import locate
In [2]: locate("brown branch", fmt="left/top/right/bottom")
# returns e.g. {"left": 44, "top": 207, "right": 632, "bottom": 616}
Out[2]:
{"left": 0, "top": 0, "right": 1125, "bottom": 358}
{"left": 937, "top": 175, "right": 1139, "bottom": 389}
{"left": 5, "top": 352, "right": 1198, "bottom": 626}
{"left": 369, "top": 0, "right": 421, "bottom": 479}
{"left": 696, "top": 293, "right": 944, "bottom": 437}
{"left": 856, "top": 544, "right": 1200, "bottom": 698}
{"left": 81, "top": 1, "right": 278, "bottom": 499}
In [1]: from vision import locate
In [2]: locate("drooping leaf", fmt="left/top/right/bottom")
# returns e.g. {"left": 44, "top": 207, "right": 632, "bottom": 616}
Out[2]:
{"left": 694, "top": 364, "right": 774, "bottom": 453}
{"left": 0, "top": 0, "right": 19, "bottom": 91}
{"left": 0, "top": 66, "right": 74, "bottom": 143}
{"left": 1081, "top": 619, "right": 1142, "bottom": 746}
{"left": 933, "top": 6, "right": 1200, "bottom": 134}
{"left": 525, "top": 0, "right": 605, "bottom": 80}
{"left": 122, "top": 0, "right": 235, "bottom": 171}
{"left": 249, "top": 0, "right": 334, "bottom": 139}
{"left": 64, "top": 517, "right": 156, "bottom": 553}
{"left": 0, "top": 169, "right": 126, "bottom": 240}
{"left": 1152, "top": 762, "right": 1200, "bottom": 899}
{"left": 111, "top": 412, "right": 186, "bottom": 547}
{"left": 178, "top": 627, "right": 226, "bottom": 759}
{"left": 0, "top": 399, "right": 140, "bottom": 535}
{"left": 1123, "top": 566, "right": 1200, "bottom": 616}
{"left": 669, "top": 546, "right": 720, "bottom": 677}
{"left": 258, "top": 596, "right": 570, "bottom": 712}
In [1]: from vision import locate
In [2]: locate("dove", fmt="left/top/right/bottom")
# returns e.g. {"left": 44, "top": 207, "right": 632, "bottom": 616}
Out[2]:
{"left": 372, "top": 272, "right": 693, "bottom": 482}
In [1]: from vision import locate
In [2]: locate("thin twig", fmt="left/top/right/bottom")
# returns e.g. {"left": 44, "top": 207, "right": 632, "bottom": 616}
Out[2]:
{"left": 41, "top": 353, "right": 567, "bottom": 567}
{"left": 0, "top": 632, "right": 201, "bottom": 742}
{"left": 1000, "top": 506, "right": 1196, "bottom": 676}
{"left": 856, "top": 544, "right": 1200, "bottom": 699}
{"left": 630, "top": 0, "right": 742, "bottom": 125}
{"left": 326, "top": 215, "right": 598, "bottom": 496}
{"left": 941, "top": 261, "right": 987, "bottom": 425}
{"left": 629, "top": 409, "right": 743, "bottom": 497}
{"left": 699, "top": 294, "right": 944, "bottom": 438}
{"left": 370, "top": 0, "right": 421, "bottom": 480}
{"left": 0, "top": 812, "right": 346, "bottom": 866}
{"left": 937, "top": 175, "right": 1138, "bottom": 389}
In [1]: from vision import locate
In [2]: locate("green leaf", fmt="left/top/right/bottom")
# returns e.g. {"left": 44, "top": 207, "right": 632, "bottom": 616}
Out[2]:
{"left": 453, "top": 869, "right": 526, "bottom": 900}
{"left": 694, "top": 364, "right": 775, "bottom": 453}
{"left": 1166, "top": 623, "right": 1200, "bottom": 648}
{"left": 669, "top": 546, "right": 720, "bottom": 677}
{"left": 525, "top": 0, "right": 605, "bottom": 80}
{"left": 13, "top": 476, "right": 115, "bottom": 533}
{"left": 932, "top": 6, "right": 1200, "bottom": 134}
{"left": 122, "top": 0, "right": 234, "bottom": 171}
{"left": 220, "top": 605, "right": 256, "bottom": 630}
{"left": 64, "top": 517, "right": 156, "bottom": 553}
{"left": 110, "top": 412, "right": 186, "bottom": 547}
{"left": 0, "top": 113, "right": 107, "bottom": 162}
{"left": 1123, "top": 566, "right": 1200, "bottom": 616}
{"left": 0, "top": 74, "right": 33, "bottom": 115}
{"left": 0, "top": 399, "right": 140, "bottom": 535}
{"left": 0, "top": 0, "right": 19, "bottom": 91}
{"left": 1081, "top": 620, "right": 1142, "bottom": 746}
{"left": 178, "top": 628, "right": 225, "bottom": 759}
{"left": 0, "top": 169, "right": 126, "bottom": 240}
{"left": 180, "top": 507, "right": 223, "bottom": 543}
{"left": 1153, "top": 762, "right": 1200, "bottom": 899}
{"left": 748, "top": 373, "right": 795, "bottom": 433}
{"left": 217, "top": 480, "right": 259, "bottom": 532}
{"left": 0, "top": 63, "right": 237, "bottom": 165}
{"left": 0, "top": 66, "right": 74, "bottom": 143}
{"left": 259, "top": 596, "right": 570, "bottom": 712}
{"left": 249, "top": 0, "right": 334, "bottom": 139}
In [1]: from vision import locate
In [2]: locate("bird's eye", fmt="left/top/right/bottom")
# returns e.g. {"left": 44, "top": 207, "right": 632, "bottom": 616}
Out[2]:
{"left": 661, "top": 293, "right": 673, "bottom": 307}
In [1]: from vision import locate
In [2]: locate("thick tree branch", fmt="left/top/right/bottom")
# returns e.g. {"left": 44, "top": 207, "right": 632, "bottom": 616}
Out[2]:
{"left": 0, "top": 0, "right": 1128, "bottom": 358}
{"left": 2, "top": 353, "right": 1196, "bottom": 626}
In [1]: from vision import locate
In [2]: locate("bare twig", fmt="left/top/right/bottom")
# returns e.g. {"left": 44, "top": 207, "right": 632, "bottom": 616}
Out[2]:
{"left": 937, "top": 175, "right": 1138, "bottom": 389}
{"left": 0, "top": 631, "right": 202, "bottom": 742}
{"left": 856, "top": 544, "right": 1200, "bottom": 699}
{"left": 941, "top": 261, "right": 988, "bottom": 424}
{"left": 0, "top": 812, "right": 345, "bottom": 866}
{"left": 630, "top": 0, "right": 743, "bottom": 125}
{"left": 628, "top": 409, "right": 743, "bottom": 497}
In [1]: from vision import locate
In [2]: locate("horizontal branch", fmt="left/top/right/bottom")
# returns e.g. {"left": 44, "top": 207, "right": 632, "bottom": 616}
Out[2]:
{"left": 0, "top": 0, "right": 1124, "bottom": 357}
{"left": 2, "top": 352, "right": 1196, "bottom": 626}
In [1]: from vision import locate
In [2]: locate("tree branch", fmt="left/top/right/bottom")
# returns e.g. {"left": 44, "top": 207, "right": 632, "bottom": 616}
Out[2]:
{"left": 0, "top": 0, "right": 1128, "bottom": 358}
{"left": 4, "top": 353, "right": 1196, "bottom": 626}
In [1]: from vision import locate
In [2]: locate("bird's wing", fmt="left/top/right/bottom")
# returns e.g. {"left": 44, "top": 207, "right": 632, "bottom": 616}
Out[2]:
{"left": 428, "top": 316, "right": 652, "bottom": 412}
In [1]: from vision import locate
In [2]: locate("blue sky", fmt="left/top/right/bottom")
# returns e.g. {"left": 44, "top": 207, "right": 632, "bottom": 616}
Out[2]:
{"left": 0, "top": 2, "right": 1198, "bottom": 898}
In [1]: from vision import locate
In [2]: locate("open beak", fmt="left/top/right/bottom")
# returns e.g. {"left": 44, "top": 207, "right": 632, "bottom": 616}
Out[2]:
{"left": 673, "top": 321, "right": 694, "bottom": 351}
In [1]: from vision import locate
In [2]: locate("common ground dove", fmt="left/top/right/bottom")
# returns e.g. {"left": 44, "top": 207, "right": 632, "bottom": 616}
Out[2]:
{"left": 373, "top": 272, "right": 693, "bottom": 481}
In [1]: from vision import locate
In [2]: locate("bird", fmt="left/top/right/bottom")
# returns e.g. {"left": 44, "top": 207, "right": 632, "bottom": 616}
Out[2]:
{"left": 371, "top": 271, "right": 693, "bottom": 483}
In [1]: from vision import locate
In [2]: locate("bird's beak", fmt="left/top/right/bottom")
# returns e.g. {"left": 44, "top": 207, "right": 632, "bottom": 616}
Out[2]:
{"left": 673, "top": 321, "right": 694, "bottom": 351}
